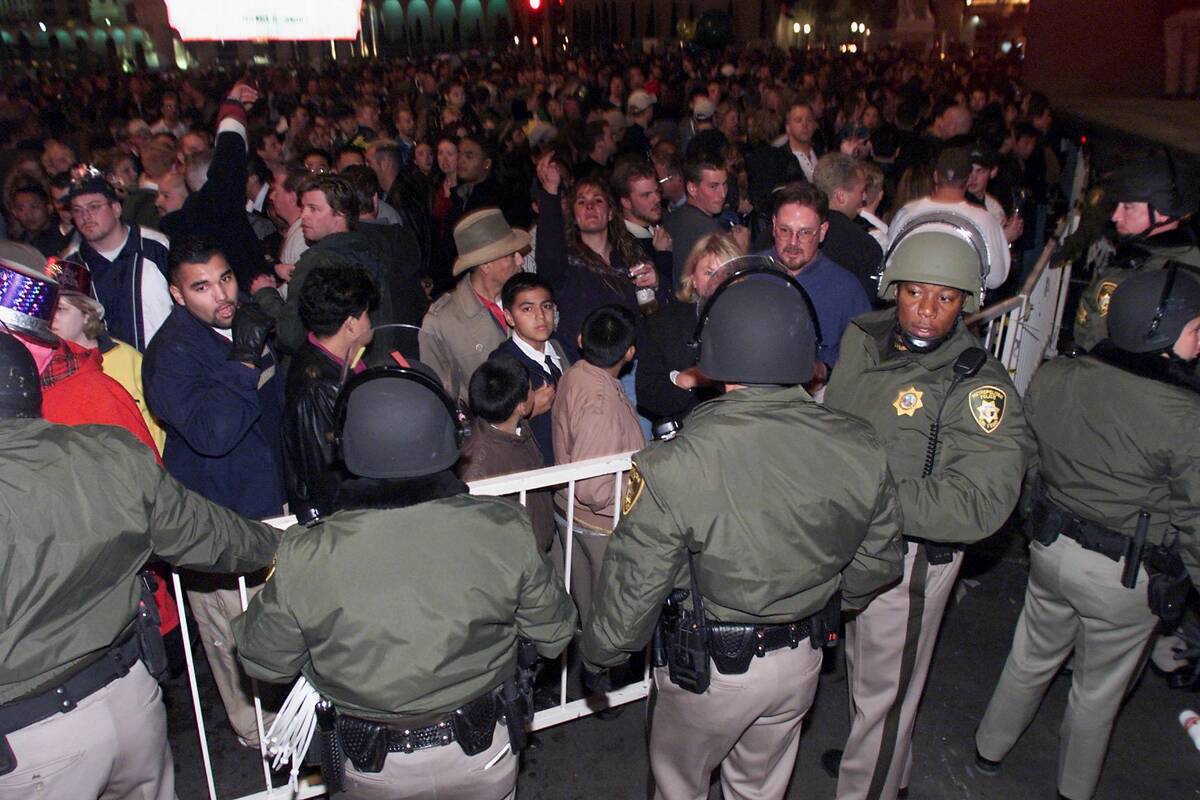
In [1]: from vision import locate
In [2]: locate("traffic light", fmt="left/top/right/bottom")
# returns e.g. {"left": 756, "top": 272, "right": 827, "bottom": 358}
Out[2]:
{"left": 529, "top": 0, "right": 541, "bottom": 10}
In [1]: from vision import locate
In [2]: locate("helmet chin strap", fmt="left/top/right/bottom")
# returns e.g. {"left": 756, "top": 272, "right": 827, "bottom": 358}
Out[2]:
{"left": 1123, "top": 209, "right": 1181, "bottom": 243}
{"left": 897, "top": 320, "right": 956, "bottom": 354}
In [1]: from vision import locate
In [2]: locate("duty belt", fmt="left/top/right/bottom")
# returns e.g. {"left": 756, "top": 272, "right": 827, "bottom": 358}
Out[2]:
{"left": 902, "top": 536, "right": 962, "bottom": 565}
{"left": 336, "top": 689, "right": 499, "bottom": 759}
{"left": 707, "top": 620, "right": 813, "bottom": 675}
{"left": 0, "top": 629, "right": 141, "bottom": 736}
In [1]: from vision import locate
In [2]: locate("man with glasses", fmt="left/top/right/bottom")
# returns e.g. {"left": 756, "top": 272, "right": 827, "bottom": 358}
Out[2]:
{"left": 61, "top": 173, "right": 172, "bottom": 351}
{"left": 754, "top": 182, "right": 870, "bottom": 374}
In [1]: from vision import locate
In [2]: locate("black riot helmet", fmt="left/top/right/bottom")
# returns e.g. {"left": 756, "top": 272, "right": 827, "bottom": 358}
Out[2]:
{"left": 0, "top": 332, "right": 42, "bottom": 420}
{"left": 694, "top": 260, "right": 820, "bottom": 385}
{"left": 1107, "top": 267, "right": 1200, "bottom": 354}
{"left": 332, "top": 364, "right": 465, "bottom": 479}
{"left": 1110, "top": 154, "right": 1199, "bottom": 236}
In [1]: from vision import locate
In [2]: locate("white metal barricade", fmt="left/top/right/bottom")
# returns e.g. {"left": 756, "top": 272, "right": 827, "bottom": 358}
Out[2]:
{"left": 173, "top": 450, "right": 638, "bottom": 800}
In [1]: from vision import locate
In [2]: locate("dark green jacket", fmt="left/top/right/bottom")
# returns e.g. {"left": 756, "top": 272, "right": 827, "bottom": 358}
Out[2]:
{"left": 1024, "top": 352, "right": 1200, "bottom": 585}
{"left": 581, "top": 385, "right": 904, "bottom": 671}
{"left": 0, "top": 420, "right": 280, "bottom": 704}
{"left": 255, "top": 225, "right": 427, "bottom": 356}
{"left": 824, "top": 310, "right": 1035, "bottom": 545}
{"left": 1073, "top": 232, "right": 1200, "bottom": 351}
{"left": 233, "top": 494, "right": 577, "bottom": 721}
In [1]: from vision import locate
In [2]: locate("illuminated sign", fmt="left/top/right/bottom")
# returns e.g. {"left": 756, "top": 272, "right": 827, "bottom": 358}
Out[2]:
{"left": 164, "top": 0, "right": 363, "bottom": 41}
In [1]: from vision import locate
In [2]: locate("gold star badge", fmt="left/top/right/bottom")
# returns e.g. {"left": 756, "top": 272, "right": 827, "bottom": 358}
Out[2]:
{"left": 893, "top": 386, "right": 924, "bottom": 416}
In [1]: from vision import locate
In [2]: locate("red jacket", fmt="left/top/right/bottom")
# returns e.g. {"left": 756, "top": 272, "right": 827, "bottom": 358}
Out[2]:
{"left": 40, "top": 340, "right": 179, "bottom": 634}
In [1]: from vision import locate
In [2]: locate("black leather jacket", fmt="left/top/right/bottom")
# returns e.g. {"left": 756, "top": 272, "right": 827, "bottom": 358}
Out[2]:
{"left": 282, "top": 341, "right": 347, "bottom": 523}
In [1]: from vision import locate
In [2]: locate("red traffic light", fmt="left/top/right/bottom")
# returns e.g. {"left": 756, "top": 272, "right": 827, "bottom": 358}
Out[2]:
{"left": 529, "top": 0, "right": 541, "bottom": 9}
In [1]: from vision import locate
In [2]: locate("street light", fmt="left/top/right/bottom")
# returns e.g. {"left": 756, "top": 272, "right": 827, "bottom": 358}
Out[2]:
{"left": 793, "top": 21, "right": 801, "bottom": 34}
{"left": 803, "top": 23, "right": 812, "bottom": 35}
{"left": 851, "top": 22, "right": 859, "bottom": 33}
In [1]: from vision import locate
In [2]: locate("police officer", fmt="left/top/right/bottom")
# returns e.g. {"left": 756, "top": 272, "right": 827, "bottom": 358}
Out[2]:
{"left": 975, "top": 268, "right": 1200, "bottom": 800}
{"left": 821, "top": 231, "right": 1035, "bottom": 800}
{"left": 1073, "top": 154, "right": 1200, "bottom": 351}
{"left": 580, "top": 266, "right": 905, "bottom": 800}
{"left": 0, "top": 333, "right": 280, "bottom": 800}
{"left": 233, "top": 363, "right": 576, "bottom": 799}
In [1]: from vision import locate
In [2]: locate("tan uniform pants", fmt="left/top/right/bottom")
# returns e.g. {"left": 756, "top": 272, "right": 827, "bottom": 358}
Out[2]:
{"left": 187, "top": 578, "right": 273, "bottom": 745}
{"left": 649, "top": 642, "right": 823, "bottom": 800}
{"left": 343, "top": 723, "right": 517, "bottom": 800}
{"left": 0, "top": 662, "right": 174, "bottom": 800}
{"left": 976, "top": 536, "right": 1157, "bottom": 800}
{"left": 837, "top": 544, "right": 963, "bottom": 800}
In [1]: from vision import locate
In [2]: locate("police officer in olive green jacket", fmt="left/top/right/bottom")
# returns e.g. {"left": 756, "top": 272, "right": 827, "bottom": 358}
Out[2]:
{"left": 581, "top": 264, "right": 904, "bottom": 800}
{"left": 822, "top": 231, "right": 1035, "bottom": 800}
{"left": 976, "top": 268, "right": 1200, "bottom": 800}
{"left": 234, "top": 363, "right": 576, "bottom": 800}
{"left": 1073, "top": 155, "right": 1200, "bottom": 352}
{"left": 0, "top": 334, "right": 280, "bottom": 800}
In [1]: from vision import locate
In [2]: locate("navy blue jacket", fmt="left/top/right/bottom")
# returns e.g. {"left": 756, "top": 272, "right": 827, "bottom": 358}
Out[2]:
{"left": 490, "top": 336, "right": 570, "bottom": 466}
{"left": 143, "top": 305, "right": 286, "bottom": 519}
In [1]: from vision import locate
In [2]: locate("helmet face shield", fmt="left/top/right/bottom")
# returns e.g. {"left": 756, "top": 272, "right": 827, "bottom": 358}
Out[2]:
{"left": 1108, "top": 267, "right": 1200, "bottom": 354}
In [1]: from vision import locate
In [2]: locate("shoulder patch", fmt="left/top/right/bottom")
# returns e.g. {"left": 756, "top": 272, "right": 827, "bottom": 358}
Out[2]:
{"left": 968, "top": 386, "right": 1007, "bottom": 433}
{"left": 622, "top": 463, "right": 645, "bottom": 516}
{"left": 1095, "top": 280, "right": 1118, "bottom": 317}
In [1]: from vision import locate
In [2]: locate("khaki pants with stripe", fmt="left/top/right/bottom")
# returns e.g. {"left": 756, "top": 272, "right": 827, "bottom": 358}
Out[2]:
{"left": 836, "top": 544, "right": 963, "bottom": 800}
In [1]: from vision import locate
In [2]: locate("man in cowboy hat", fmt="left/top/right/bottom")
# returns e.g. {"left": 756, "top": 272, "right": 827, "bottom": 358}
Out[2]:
{"left": 419, "top": 208, "right": 530, "bottom": 403}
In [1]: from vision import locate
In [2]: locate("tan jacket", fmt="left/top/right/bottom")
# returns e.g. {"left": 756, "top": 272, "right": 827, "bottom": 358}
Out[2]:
{"left": 419, "top": 277, "right": 507, "bottom": 403}
{"left": 552, "top": 360, "right": 644, "bottom": 531}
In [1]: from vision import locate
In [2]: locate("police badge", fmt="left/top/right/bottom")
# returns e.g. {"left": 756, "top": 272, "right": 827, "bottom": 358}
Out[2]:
{"left": 893, "top": 385, "right": 924, "bottom": 417}
{"left": 968, "top": 386, "right": 1007, "bottom": 433}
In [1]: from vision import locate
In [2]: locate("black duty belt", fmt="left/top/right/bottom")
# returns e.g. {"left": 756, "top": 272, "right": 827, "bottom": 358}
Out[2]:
{"left": 903, "top": 536, "right": 963, "bottom": 565}
{"left": 337, "top": 689, "right": 498, "bottom": 758}
{"left": 707, "top": 620, "right": 812, "bottom": 675}
{"left": 1055, "top": 516, "right": 1127, "bottom": 562}
{"left": 0, "top": 630, "right": 141, "bottom": 736}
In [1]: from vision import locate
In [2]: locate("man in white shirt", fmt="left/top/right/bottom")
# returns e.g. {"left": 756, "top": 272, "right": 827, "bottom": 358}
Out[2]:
{"left": 887, "top": 147, "right": 1011, "bottom": 291}
{"left": 268, "top": 167, "right": 309, "bottom": 289}
{"left": 63, "top": 176, "right": 172, "bottom": 350}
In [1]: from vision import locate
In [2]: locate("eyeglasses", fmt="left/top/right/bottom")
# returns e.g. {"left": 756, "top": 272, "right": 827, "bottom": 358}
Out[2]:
{"left": 70, "top": 201, "right": 110, "bottom": 218}
{"left": 776, "top": 227, "right": 821, "bottom": 241}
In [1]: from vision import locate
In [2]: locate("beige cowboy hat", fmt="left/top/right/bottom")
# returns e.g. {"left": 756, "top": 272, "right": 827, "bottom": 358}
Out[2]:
{"left": 452, "top": 208, "right": 531, "bottom": 277}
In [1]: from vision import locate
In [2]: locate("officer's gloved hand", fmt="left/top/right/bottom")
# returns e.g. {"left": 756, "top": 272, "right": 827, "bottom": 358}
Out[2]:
{"left": 581, "top": 666, "right": 613, "bottom": 696}
{"left": 228, "top": 303, "right": 274, "bottom": 364}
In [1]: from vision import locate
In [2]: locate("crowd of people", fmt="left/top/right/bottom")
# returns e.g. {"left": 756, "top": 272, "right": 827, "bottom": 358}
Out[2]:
{"left": 0, "top": 39, "right": 1197, "bottom": 800}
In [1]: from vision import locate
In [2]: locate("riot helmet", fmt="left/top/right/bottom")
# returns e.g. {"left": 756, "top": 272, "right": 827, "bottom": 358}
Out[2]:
{"left": 1110, "top": 154, "right": 1199, "bottom": 233}
{"left": 332, "top": 364, "right": 465, "bottom": 479}
{"left": 879, "top": 229, "right": 984, "bottom": 314}
{"left": 694, "top": 258, "right": 820, "bottom": 385}
{"left": 1107, "top": 267, "right": 1200, "bottom": 354}
{"left": 0, "top": 332, "right": 42, "bottom": 420}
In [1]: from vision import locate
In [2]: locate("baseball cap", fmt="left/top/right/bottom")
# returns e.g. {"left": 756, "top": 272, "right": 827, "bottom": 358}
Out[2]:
{"left": 693, "top": 97, "right": 716, "bottom": 121}
{"left": 627, "top": 90, "right": 657, "bottom": 114}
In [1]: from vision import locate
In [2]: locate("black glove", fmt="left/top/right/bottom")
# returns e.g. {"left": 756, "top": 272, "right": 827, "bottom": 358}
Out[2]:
{"left": 581, "top": 666, "right": 613, "bottom": 696}
{"left": 228, "top": 303, "right": 274, "bottom": 363}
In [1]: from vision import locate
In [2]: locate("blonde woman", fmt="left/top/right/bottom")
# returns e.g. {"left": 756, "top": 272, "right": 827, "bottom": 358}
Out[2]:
{"left": 635, "top": 232, "right": 743, "bottom": 433}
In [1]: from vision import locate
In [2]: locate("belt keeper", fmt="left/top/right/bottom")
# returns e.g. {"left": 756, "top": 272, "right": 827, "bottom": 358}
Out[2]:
{"left": 401, "top": 729, "right": 414, "bottom": 754}
{"left": 439, "top": 720, "right": 451, "bottom": 745}
{"left": 788, "top": 624, "right": 800, "bottom": 648}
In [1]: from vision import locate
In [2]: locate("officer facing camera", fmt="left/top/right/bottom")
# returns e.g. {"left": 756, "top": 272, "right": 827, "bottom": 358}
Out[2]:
{"left": 0, "top": 330, "right": 280, "bottom": 800}
{"left": 581, "top": 268, "right": 903, "bottom": 800}
{"left": 821, "top": 229, "right": 1034, "bottom": 800}
{"left": 976, "top": 267, "right": 1200, "bottom": 800}
{"left": 233, "top": 364, "right": 576, "bottom": 799}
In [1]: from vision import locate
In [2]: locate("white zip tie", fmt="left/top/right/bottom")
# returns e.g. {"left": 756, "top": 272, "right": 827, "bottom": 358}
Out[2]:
{"left": 484, "top": 741, "right": 511, "bottom": 770}
{"left": 262, "top": 676, "right": 321, "bottom": 793}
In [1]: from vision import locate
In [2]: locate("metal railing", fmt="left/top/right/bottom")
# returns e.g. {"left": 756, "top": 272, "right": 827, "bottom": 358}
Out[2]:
{"left": 173, "top": 450, "right": 638, "bottom": 800}
{"left": 965, "top": 148, "right": 1089, "bottom": 395}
